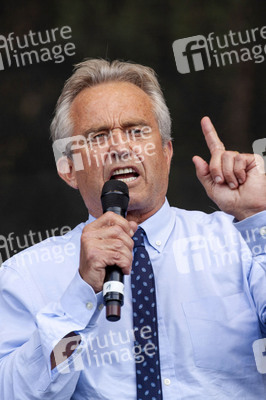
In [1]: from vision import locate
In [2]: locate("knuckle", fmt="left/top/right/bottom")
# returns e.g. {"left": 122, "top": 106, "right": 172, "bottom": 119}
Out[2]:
{"left": 83, "top": 248, "right": 96, "bottom": 265}
{"left": 113, "top": 239, "right": 123, "bottom": 250}
{"left": 81, "top": 229, "right": 88, "bottom": 239}
{"left": 126, "top": 251, "right": 133, "bottom": 266}
{"left": 222, "top": 166, "right": 233, "bottom": 178}
{"left": 82, "top": 222, "right": 93, "bottom": 232}
{"left": 113, "top": 251, "right": 121, "bottom": 263}
{"left": 105, "top": 211, "right": 120, "bottom": 224}
{"left": 128, "top": 253, "right": 133, "bottom": 265}
{"left": 82, "top": 225, "right": 89, "bottom": 234}
{"left": 234, "top": 162, "right": 244, "bottom": 173}
{"left": 81, "top": 227, "right": 94, "bottom": 241}
{"left": 209, "top": 157, "right": 221, "bottom": 171}
{"left": 122, "top": 259, "right": 132, "bottom": 274}
{"left": 111, "top": 225, "right": 123, "bottom": 238}
{"left": 212, "top": 148, "right": 223, "bottom": 156}
{"left": 114, "top": 251, "right": 132, "bottom": 269}
{"left": 80, "top": 233, "right": 89, "bottom": 248}
{"left": 234, "top": 167, "right": 242, "bottom": 176}
{"left": 80, "top": 233, "right": 86, "bottom": 245}
{"left": 223, "top": 172, "right": 233, "bottom": 182}
{"left": 104, "top": 211, "right": 114, "bottom": 218}
{"left": 87, "top": 245, "right": 97, "bottom": 258}
{"left": 101, "top": 212, "right": 116, "bottom": 226}
{"left": 235, "top": 153, "right": 243, "bottom": 162}
{"left": 210, "top": 164, "right": 221, "bottom": 176}
{"left": 129, "top": 238, "right": 135, "bottom": 251}
{"left": 221, "top": 151, "right": 231, "bottom": 161}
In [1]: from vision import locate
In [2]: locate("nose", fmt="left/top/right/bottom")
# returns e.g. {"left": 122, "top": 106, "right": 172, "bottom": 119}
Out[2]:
{"left": 108, "top": 128, "right": 131, "bottom": 157}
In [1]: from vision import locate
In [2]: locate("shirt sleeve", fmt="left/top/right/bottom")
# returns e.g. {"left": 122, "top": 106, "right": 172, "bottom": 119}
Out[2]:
{"left": 0, "top": 264, "right": 103, "bottom": 399}
{"left": 233, "top": 211, "right": 266, "bottom": 332}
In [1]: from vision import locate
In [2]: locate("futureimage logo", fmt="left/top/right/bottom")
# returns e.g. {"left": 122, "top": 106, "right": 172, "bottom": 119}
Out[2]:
{"left": 172, "top": 35, "right": 211, "bottom": 74}
{"left": 0, "top": 26, "right": 75, "bottom": 71}
{"left": 173, "top": 26, "right": 266, "bottom": 74}
{"left": 253, "top": 338, "right": 266, "bottom": 374}
{"left": 53, "top": 325, "right": 156, "bottom": 374}
{"left": 0, "top": 225, "right": 72, "bottom": 264}
{"left": 52, "top": 127, "right": 156, "bottom": 173}
{"left": 253, "top": 138, "right": 266, "bottom": 172}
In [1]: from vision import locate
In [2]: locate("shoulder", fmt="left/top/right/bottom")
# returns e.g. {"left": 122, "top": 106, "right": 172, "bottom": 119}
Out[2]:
{"left": 1, "top": 221, "right": 86, "bottom": 274}
{"left": 0, "top": 221, "right": 88, "bottom": 310}
{"left": 170, "top": 206, "right": 237, "bottom": 233}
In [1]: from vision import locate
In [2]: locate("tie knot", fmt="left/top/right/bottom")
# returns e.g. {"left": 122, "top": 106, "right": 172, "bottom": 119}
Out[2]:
{"left": 133, "top": 227, "right": 145, "bottom": 248}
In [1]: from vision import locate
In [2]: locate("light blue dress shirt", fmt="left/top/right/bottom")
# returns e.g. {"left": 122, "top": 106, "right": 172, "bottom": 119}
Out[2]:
{"left": 0, "top": 200, "right": 266, "bottom": 399}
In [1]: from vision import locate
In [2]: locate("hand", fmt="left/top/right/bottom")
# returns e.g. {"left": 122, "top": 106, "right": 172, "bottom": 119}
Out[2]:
{"left": 79, "top": 212, "right": 138, "bottom": 293}
{"left": 192, "top": 116, "right": 266, "bottom": 221}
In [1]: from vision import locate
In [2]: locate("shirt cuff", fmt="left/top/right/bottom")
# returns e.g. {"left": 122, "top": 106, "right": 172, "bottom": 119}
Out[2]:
{"left": 233, "top": 210, "right": 266, "bottom": 255}
{"left": 36, "top": 270, "right": 104, "bottom": 377}
{"left": 60, "top": 270, "right": 103, "bottom": 326}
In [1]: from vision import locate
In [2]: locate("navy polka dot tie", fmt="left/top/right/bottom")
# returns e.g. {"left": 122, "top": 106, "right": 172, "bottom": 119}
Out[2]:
{"left": 131, "top": 227, "right": 163, "bottom": 400}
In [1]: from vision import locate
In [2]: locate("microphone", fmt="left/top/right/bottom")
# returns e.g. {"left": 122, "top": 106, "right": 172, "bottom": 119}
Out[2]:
{"left": 101, "top": 180, "right": 129, "bottom": 321}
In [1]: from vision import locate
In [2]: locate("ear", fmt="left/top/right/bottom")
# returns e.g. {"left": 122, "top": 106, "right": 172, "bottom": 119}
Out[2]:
{"left": 163, "top": 141, "right": 173, "bottom": 172}
{"left": 57, "top": 156, "right": 78, "bottom": 189}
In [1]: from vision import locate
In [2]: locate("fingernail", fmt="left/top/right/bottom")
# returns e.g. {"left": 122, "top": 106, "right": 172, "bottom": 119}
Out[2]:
{"left": 238, "top": 179, "right": 243, "bottom": 184}
{"left": 130, "top": 229, "right": 134, "bottom": 237}
{"left": 229, "top": 182, "right": 236, "bottom": 189}
{"left": 215, "top": 176, "right": 222, "bottom": 183}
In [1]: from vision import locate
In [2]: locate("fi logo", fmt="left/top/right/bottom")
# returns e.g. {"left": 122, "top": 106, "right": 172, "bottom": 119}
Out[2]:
{"left": 253, "top": 338, "right": 266, "bottom": 374}
{"left": 252, "top": 138, "right": 266, "bottom": 173}
{"left": 0, "top": 35, "right": 11, "bottom": 71}
{"left": 173, "top": 35, "right": 211, "bottom": 74}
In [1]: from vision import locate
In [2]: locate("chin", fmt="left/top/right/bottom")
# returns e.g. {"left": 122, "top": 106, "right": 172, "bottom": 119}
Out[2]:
{"left": 127, "top": 196, "right": 145, "bottom": 212}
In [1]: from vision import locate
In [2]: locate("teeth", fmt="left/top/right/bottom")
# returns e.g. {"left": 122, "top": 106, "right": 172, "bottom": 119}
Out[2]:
{"left": 112, "top": 167, "right": 135, "bottom": 176}
{"left": 117, "top": 176, "right": 138, "bottom": 183}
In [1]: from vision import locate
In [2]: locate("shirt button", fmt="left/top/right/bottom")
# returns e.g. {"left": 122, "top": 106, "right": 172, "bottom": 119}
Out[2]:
{"left": 163, "top": 378, "right": 171, "bottom": 386}
{"left": 86, "top": 302, "right": 93, "bottom": 310}
{"left": 259, "top": 226, "right": 266, "bottom": 237}
{"left": 156, "top": 240, "right": 161, "bottom": 246}
{"left": 98, "top": 303, "right": 104, "bottom": 311}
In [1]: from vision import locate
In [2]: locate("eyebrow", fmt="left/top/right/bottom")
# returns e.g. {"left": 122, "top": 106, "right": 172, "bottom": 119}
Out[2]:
{"left": 80, "top": 119, "right": 150, "bottom": 136}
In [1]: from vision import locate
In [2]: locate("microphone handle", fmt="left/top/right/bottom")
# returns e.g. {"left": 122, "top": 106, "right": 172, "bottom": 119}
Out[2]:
{"left": 103, "top": 205, "right": 126, "bottom": 322}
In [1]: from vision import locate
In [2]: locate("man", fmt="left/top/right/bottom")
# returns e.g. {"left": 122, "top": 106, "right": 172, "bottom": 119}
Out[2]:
{"left": 0, "top": 59, "right": 265, "bottom": 399}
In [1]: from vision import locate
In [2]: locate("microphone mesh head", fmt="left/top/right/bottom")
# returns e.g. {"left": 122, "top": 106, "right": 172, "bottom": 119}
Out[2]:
{"left": 101, "top": 180, "right": 129, "bottom": 214}
{"left": 101, "top": 179, "right": 129, "bottom": 197}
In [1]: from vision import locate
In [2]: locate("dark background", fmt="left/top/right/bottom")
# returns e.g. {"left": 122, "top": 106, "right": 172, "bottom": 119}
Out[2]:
{"left": 0, "top": 0, "right": 265, "bottom": 262}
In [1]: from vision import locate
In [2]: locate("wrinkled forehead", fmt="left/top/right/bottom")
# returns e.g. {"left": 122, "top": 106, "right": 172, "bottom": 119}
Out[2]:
{"left": 69, "top": 81, "right": 157, "bottom": 131}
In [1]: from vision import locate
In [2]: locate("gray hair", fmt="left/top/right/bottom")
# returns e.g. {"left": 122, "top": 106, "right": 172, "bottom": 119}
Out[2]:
{"left": 50, "top": 59, "right": 172, "bottom": 145}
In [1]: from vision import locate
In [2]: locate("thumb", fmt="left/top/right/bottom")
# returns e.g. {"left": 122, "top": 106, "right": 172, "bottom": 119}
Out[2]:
{"left": 192, "top": 155, "right": 212, "bottom": 190}
{"left": 129, "top": 221, "right": 138, "bottom": 236}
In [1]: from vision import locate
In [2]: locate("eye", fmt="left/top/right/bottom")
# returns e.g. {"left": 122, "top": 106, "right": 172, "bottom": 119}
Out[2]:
{"left": 128, "top": 127, "right": 143, "bottom": 137}
{"left": 88, "top": 131, "right": 109, "bottom": 144}
{"left": 95, "top": 132, "right": 107, "bottom": 139}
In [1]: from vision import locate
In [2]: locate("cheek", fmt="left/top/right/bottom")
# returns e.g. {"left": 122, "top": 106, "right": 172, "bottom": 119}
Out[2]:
{"left": 76, "top": 171, "right": 102, "bottom": 204}
{"left": 152, "top": 153, "right": 171, "bottom": 187}
{"left": 73, "top": 145, "right": 109, "bottom": 172}
{"left": 153, "top": 149, "right": 168, "bottom": 170}
{"left": 75, "top": 171, "right": 89, "bottom": 192}
{"left": 75, "top": 164, "right": 98, "bottom": 189}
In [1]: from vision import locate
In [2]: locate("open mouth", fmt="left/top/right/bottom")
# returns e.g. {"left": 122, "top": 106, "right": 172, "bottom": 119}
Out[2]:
{"left": 110, "top": 167, "right": 139, "bottom": 183}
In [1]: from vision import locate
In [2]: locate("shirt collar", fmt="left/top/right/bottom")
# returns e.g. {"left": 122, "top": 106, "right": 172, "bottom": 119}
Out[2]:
{"left": 140, "top": 198, "right": 175, "bottom": 253}
{"left": 87, "top": 214, "right": 96, "bottom": 224}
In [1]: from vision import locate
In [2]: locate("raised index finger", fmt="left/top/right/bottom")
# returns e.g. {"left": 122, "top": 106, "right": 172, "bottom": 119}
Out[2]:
{"left": 201, "top": 116, "right": 225, "bottom": 154}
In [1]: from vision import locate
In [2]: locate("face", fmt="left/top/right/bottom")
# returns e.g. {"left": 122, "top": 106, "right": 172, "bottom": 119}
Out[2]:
{"left": 60, "top": 81, "right": 173, "bottom": 223}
